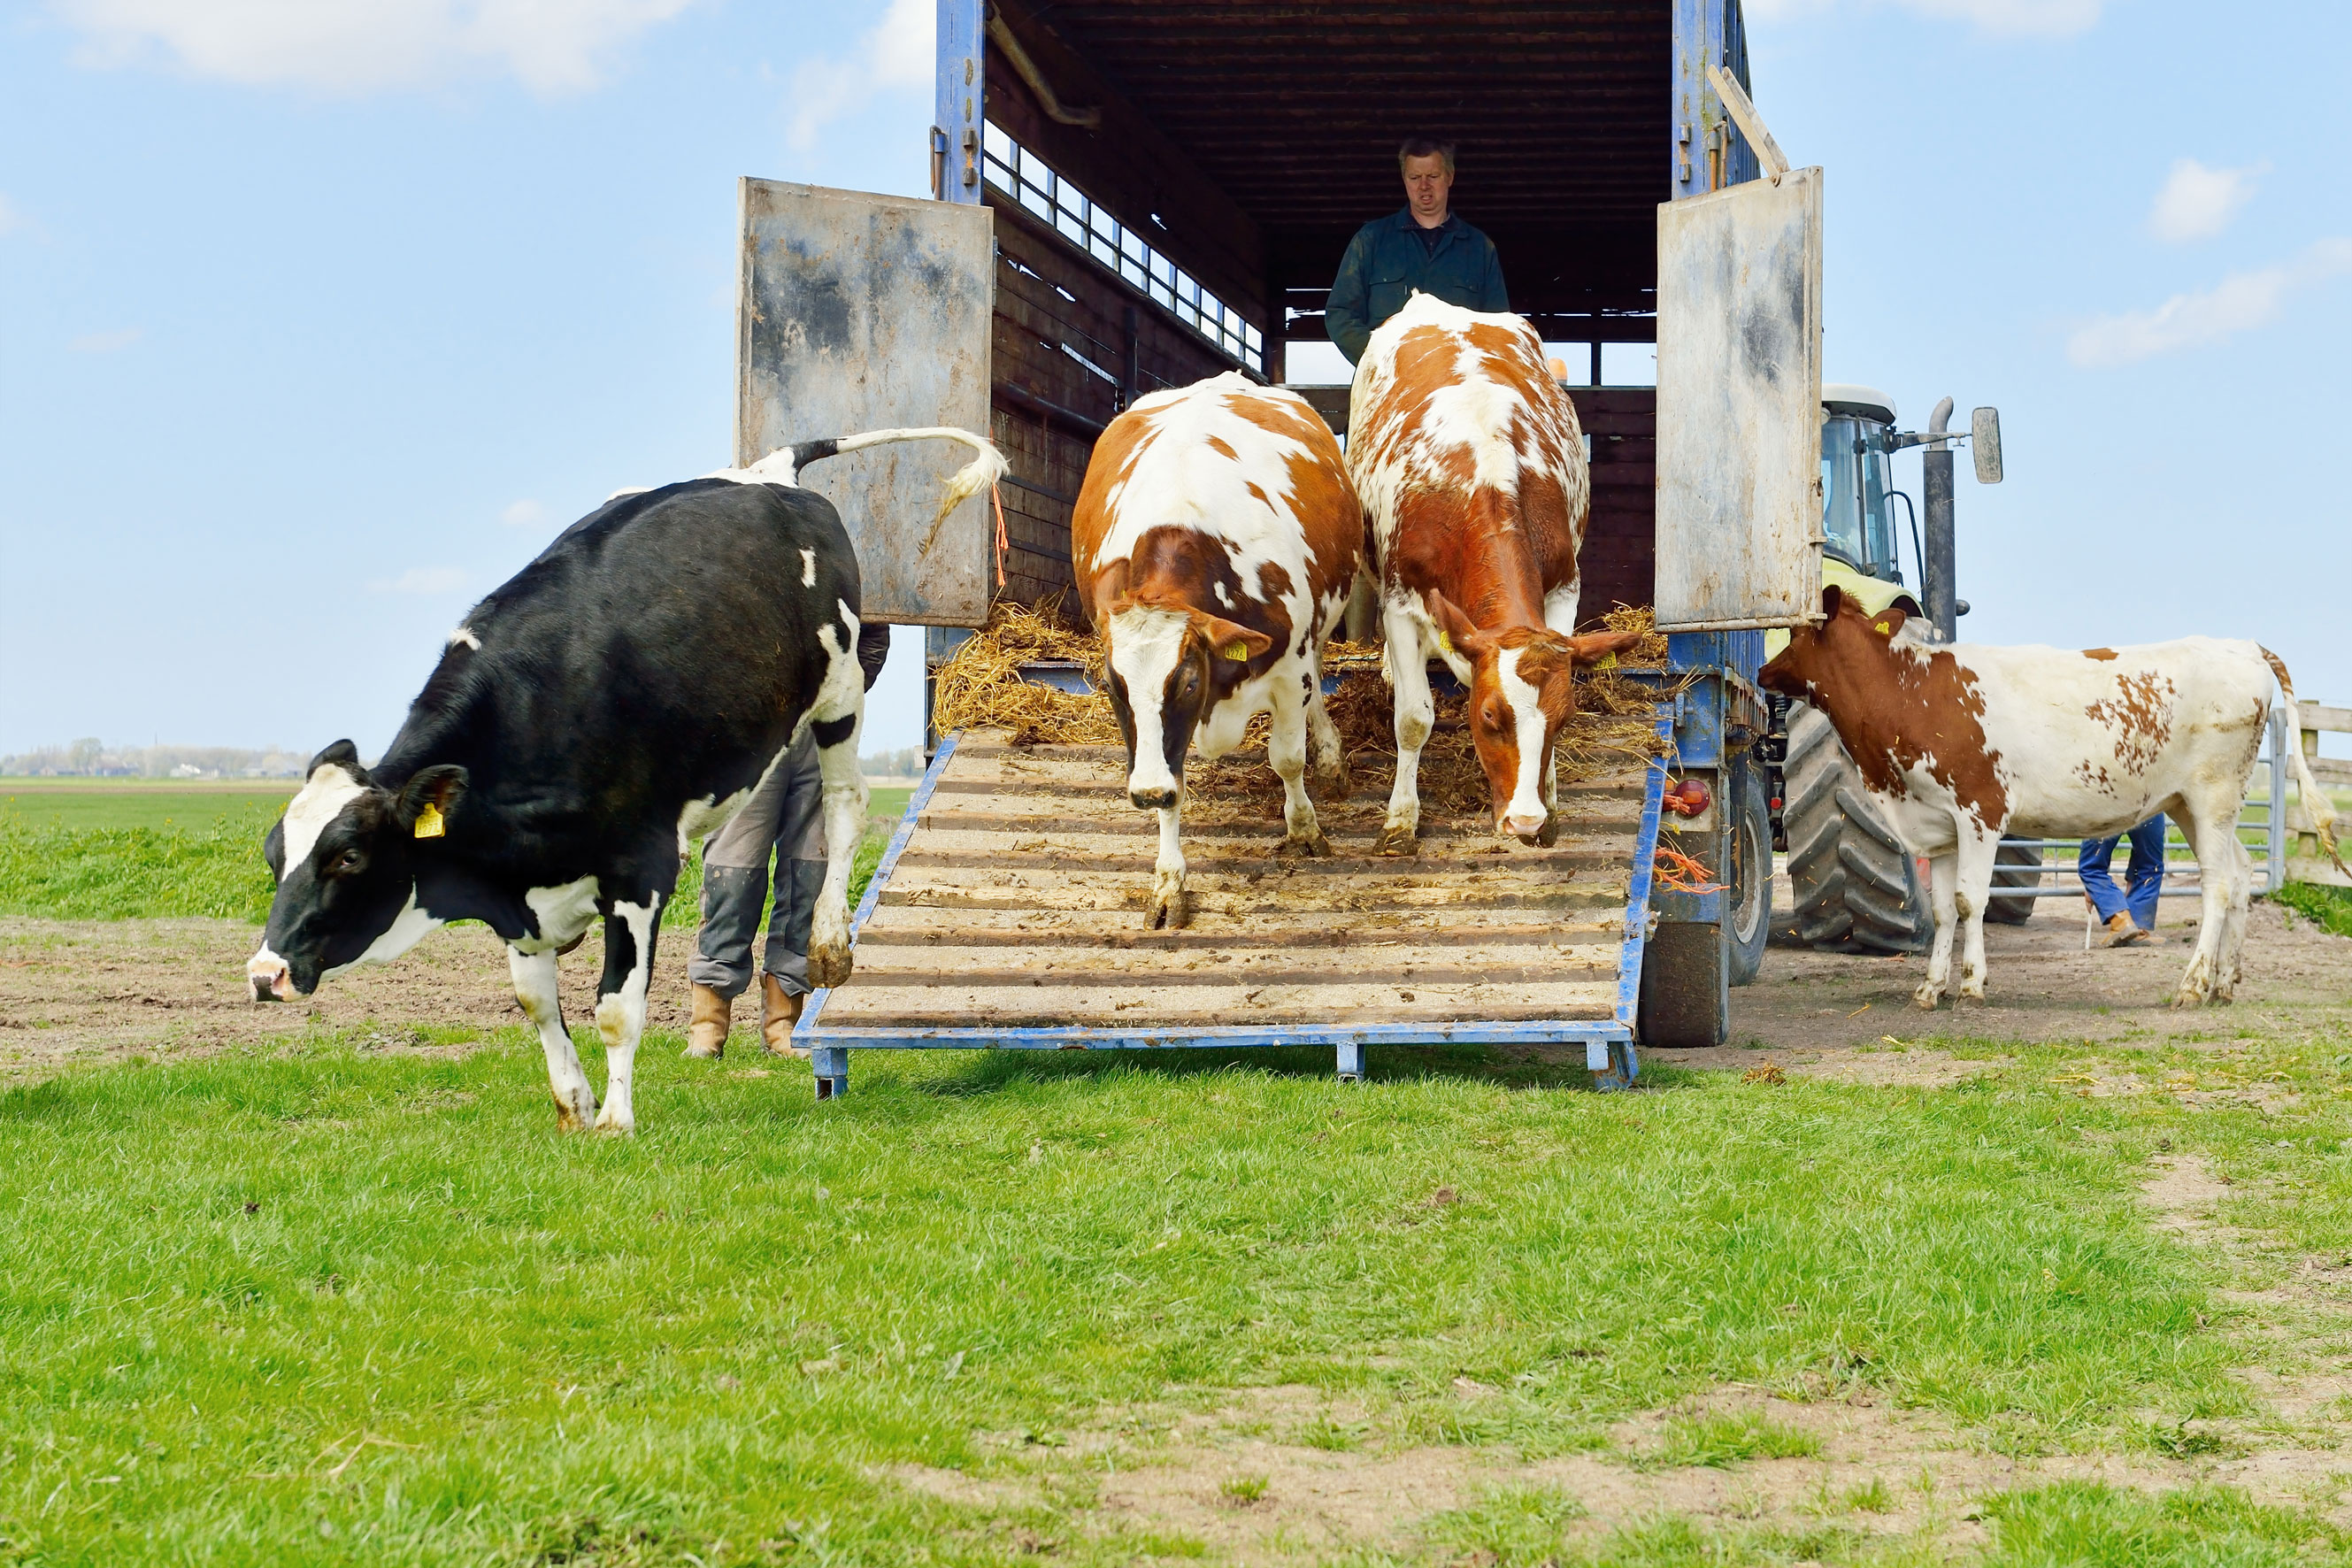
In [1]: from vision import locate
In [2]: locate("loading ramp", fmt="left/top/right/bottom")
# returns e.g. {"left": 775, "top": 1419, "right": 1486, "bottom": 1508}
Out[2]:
{"left": 796, "top": 719, "right": 1670, "bottom": 1095}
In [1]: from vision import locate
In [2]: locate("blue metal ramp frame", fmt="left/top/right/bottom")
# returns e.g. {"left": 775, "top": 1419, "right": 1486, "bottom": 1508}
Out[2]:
{"left": 794, "top": 717, "right": 1672, "bottom": 1098}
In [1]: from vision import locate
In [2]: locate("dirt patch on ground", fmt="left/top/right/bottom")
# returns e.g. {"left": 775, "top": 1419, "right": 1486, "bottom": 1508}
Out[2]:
{"left": 891, "top": 1378, "right": 2352, "bottom": 1563}
{"left": 1695, "top": 899, "right": 2352, "bottom": 1073}
{"left": 0, "top": 916, "right": 700, "bottom": 1080}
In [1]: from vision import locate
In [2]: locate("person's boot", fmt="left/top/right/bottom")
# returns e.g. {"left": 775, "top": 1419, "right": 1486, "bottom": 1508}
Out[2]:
{"left": 761, "top": 972, "right": 808, "bottom": 1057}
{"left": 686, "top": 983, "right": 732, "bottom": 1058}
{"left": 2105, "top": 911, "right": 2152, "bottom": 948}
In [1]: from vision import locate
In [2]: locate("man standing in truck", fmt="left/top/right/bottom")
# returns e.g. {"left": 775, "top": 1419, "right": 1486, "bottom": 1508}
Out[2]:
{"left": 1323, "top": 136, "right": 1510, "bottom": 365}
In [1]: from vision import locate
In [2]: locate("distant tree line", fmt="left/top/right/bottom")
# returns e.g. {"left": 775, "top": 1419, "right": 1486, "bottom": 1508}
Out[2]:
{"left": 2, "top": 740, "right": 311, "bottom": 779}
{"left": 4, "top": 737, "right": 932, "bottom": 780}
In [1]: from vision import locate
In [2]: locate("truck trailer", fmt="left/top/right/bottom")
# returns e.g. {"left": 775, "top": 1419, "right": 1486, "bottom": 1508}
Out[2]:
{"left": 749, "top": 0, "right": 1827, "bottom": 1090}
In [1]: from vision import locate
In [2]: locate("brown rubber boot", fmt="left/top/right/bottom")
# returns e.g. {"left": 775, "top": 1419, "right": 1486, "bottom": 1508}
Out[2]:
{"left": 2105, "top": 911, "right": 2152, "bottom": 948}
{"left": 761, "top": 972, "right": 808, "bottom": 1057}
{"left": 686, "top": 983, "right": 732, "bottom": 1058}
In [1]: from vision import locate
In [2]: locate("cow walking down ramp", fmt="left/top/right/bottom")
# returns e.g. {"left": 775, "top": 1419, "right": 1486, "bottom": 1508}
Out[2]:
{"left": 1073, "top": 372, "right": 1363, "bottom": 929}
{"left": 245, "top": 427, "right": 1005, "bottom": 1134}
{"left": 1759, "top": 587, "right": 2344, "bottom": 1009}
{"left": 1348, "top": 293, "right": 1642, "bottom": 853}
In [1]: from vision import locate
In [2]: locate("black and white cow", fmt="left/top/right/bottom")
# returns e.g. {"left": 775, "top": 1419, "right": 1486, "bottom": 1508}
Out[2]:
{"left": 247, "top": 427, "right": 1005, "bottom": 1133}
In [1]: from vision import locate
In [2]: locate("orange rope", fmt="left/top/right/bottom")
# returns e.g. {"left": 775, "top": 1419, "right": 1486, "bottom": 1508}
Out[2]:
{"left": 1653, "top": 845, "right": 1726, "bottom": 894}
{"left": 990, "top": 482, "right": 1009, "bottom": 589}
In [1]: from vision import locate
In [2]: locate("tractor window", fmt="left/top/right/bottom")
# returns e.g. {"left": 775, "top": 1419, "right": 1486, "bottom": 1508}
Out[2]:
{"left": 1819, "top": 415, "right": 1902, "bottom": 581}
{"left": 1819, "top": 416, "right": 1866, "bottom": 571}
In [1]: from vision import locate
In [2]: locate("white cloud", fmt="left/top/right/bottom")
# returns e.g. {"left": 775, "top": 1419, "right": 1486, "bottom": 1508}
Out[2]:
{"left": 786, "top": 0, "right": 932, "bottom": 150}
{"left": 68, "top": 327, "right": 142, "bottom": 352}
{"left": 50, "top": 0, "right": 696, "bottom": 96}
{"left": 2067, "top": 238, "right": 2352, "bottom": 368}
{"left": 501, "top": 498, "right": 545, "bottom": 527}
{"left": 369, "top": 566, "right": 469, "bottom": 595}
{"left": 1743, "top": 0, "right": 2101, "bottom": 36}
{"left": 2148, "top": 158, "right": 2266, "bottom": 243}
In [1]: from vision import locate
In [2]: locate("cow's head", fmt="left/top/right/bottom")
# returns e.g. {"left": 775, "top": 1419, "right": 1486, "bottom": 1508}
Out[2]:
{"left": 1095, "top": 562, "right": 1274, "bottom": 809}
{"left": 1757, "top": 586, "right": 1906, "bottom": 704}
{"left": 1428, "top": 591, "right": 1644, "bottom": 841}
{"left": 246, "top": 741, "right": 468, "bottom": 1001}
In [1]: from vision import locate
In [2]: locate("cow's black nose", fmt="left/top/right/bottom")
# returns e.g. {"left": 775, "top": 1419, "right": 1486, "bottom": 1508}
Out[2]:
{"left": 251, "top": 975, "right": 281, "bottom": 1003}
{"left": 1130, "top": 788, "right": 1177, "bottom": 810}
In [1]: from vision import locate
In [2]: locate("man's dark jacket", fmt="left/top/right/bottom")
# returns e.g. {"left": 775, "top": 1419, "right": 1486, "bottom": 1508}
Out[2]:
{"left": 1323, "top": 208, "right": 1510, "bottom": 364}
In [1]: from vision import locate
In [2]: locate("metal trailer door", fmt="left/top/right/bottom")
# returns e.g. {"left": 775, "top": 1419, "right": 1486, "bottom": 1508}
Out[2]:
{"left": 737, "top": 179, "right": 995, "bottom": 627}
{"left": 1653, "top": 166, "right": 1824, "bottom": 631}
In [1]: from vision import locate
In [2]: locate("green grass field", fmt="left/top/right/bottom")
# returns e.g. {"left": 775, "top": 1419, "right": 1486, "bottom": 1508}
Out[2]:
{"left": 4, "top": 1033, "right": 2351, "bottom": 1564}
{"left": 9, "top": 780, "right": 2352, "bottom": 1563}
{"left": 0, "top": 788, "right": 916, "bottom": 926}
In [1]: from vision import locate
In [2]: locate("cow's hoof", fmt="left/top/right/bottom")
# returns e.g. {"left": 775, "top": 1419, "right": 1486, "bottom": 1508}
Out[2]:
{"left": 1311, "top": 762, "right": 1351, "bottom": 800}
{"left": 1910, "top": 985, "right": 1943, "bottom": 1011}
{"left": 1149, "top": 890, "right": 1190, "bottom": 930}
{"left": 590, "top": 1111, "right": 635, "bottom": 1137}
{"left": 1372, "top": 825, "right": 1419, "bottom": 857}
{"left": 1279, "top": 827, "right": 1332, "bottom": 858}
{"left": 553, "top": 1090, "right": 596, "bottom": 1132}
{"left": 806, "top": 943, "right": 854, "bottom": 990}
{"left": 1533, "top": 813, "right": 1561, "bottom": 849}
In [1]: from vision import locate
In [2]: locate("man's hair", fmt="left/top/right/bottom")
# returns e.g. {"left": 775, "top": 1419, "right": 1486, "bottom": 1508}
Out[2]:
{"left": 1398, "top": 137, "right": 1456, "bottom": 176}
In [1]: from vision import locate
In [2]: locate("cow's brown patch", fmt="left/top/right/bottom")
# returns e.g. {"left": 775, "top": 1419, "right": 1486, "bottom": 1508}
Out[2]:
{"left": 2085, "top": 670, "right": 2177, "bottom": 775}
{"left": 1205, "top": 434, "right": 1238, "bottom": 461}
{"left": 2082, "top": 647, "right": 2118, "bottom": 660}
{"left": 1757, "top": 588, "right": 2011, "bottom": 832}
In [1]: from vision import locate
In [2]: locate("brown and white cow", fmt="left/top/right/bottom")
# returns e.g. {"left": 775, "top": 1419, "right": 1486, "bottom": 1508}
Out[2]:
{"left": 1349, "top": 292, "right": 1641, "bottom": 853}
{"left": 1760, "top": 586, "right": 2343, "bottom": 1010}
{"left": 1072, "top": 372, "right": 1363, "bottom": 928}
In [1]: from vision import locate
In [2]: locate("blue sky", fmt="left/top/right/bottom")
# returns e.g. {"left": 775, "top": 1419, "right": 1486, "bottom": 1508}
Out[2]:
{"left": 4, "top": 0, "right": 2346, "bottom": 762}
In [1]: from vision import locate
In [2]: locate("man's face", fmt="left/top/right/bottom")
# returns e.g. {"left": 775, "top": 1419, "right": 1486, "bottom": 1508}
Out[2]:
{"left": 1403, "top": 153, "right": 1452, "bottom": 224}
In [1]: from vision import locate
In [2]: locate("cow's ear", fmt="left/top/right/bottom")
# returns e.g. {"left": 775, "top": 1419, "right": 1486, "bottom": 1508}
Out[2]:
{"left": 1871, "top": 606, "right": 1908, "bottom": 640}
{"left": 396, "top": 765, "right": 469, "bottom": 838}
{"left": 1819, "top": 585, "right": 1845, "bottom": 619}
{"left": 1090, "top": 558, "right": 1131, "bottom": 624}
{"left": 306, "top": 738, "right": 368, "bottom": 783}
{"left": 1565, "top": 629, "right": 1646, "bottom": 668}
{"left": 1425, "top": 589, "right": 1492, "bottom": 656}
{"left": 263, "top": 818, "right": 286, "bottom": 882}
{"left": 1192, "top": 613, "right": 1275, "bottom": 665}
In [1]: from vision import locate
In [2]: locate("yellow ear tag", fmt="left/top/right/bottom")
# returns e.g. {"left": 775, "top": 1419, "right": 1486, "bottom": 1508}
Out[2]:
{"left": 1595, "top": 652, "right": 1618, "bottom": 670}
{"left": 1437, "top": 630, "right": 1453, "bottom": 655}
{"left": 1873, "top": 620, "right": 1891, "bottom": 634}
{"left": 1224, "top": 640, "right": 1249, "bottom": 661}
{"left": 413, "top": 803, "right": 446, "bottom": 840}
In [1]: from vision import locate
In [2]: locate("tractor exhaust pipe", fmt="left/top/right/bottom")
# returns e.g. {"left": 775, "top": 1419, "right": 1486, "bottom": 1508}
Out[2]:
{"left": 1922, "top": 395, "right": 1957, "bottom": 643}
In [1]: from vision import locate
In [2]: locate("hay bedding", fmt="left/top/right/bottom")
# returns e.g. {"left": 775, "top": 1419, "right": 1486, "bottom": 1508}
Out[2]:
{"left": 931, "top": 599, "right": 1672, "bottom": 824}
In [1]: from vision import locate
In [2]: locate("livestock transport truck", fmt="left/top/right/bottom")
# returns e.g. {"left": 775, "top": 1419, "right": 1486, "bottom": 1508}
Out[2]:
{"left": 749, "top": 0, "right": 1907, "bottom": 1095}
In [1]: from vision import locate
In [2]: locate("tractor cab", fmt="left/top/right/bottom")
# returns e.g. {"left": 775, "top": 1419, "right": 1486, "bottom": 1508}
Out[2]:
{"left": 1818, "top": 384, "right": 1910, "bottom": 593}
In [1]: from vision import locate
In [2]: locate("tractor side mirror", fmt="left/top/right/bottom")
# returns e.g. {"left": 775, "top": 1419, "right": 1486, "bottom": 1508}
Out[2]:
{"left": 1971, "top": 407, "right": 2002, "bottom": 484}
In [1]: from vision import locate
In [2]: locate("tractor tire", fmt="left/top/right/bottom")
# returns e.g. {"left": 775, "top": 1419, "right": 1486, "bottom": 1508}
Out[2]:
{"left": 1985, "top": 840, "right": 2043, "bottom": 925}
{"left": 1780, "top": 702, "right": 1932, "bottom": 955}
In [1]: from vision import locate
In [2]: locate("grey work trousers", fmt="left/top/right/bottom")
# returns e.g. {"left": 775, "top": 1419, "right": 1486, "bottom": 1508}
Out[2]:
{"left": 688, "top": 732, "right": 827, "bottom": 1001}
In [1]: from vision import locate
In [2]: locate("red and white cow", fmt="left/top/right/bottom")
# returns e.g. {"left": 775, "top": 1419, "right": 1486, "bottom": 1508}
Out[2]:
{"left": 1072, "top": 372, "right": 1363, "bottom": 928}
{"left": 1348, "top": 293, "right": 1641, "bottom": 853}
{"left": 1759, "top": 587, "right": 2343, "bottom": 1009}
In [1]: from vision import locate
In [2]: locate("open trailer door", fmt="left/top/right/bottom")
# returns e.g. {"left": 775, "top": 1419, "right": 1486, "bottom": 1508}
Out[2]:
{"left": 736, "top": 179, "right": 995, "bottom": 626}
{"left": 1652, "top": 166, "right": 1824, "bottom": 632}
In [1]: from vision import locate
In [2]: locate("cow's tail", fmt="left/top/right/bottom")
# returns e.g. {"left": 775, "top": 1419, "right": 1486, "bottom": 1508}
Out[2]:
{"left": 788, "top": 427, "right": 1010, "bottom": 557}
{"left": 2262, "top": 646, "right": 2346, "bottom": 873}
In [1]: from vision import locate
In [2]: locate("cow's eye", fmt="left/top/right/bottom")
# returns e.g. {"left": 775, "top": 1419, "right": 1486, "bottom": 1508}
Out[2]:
{"left": 1482, "top": 703, "right": 1506, "bottom": 734}
{"left": 330, "top": 849, "right": 365, "bottom": 875}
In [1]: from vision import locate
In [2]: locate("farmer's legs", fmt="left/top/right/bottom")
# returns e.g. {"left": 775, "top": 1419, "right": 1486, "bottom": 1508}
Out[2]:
{"left": 2123, "top": 814, "right": 2167, "bottom": 931}
{"left": 689, "top": 749, "right": 800, "bottom": 1001}
{"left": 761, "top": 734, "right": 829, "bottom": 999}
{"left": 2079, "top": 833, "right": 2129, "bottom": 925}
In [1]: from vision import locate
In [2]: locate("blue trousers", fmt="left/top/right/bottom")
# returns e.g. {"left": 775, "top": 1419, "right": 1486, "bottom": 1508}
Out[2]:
{"left": 2079, "top": 816, "right": 2165, "bottom": 930}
